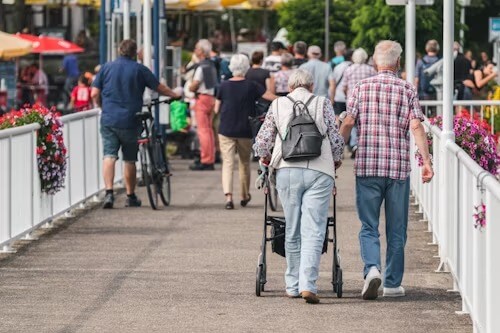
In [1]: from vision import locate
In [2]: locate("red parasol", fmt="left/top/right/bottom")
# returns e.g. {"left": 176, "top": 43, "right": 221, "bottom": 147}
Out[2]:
{"left": 16, "top": 34, "right": 84, "bottom": 54}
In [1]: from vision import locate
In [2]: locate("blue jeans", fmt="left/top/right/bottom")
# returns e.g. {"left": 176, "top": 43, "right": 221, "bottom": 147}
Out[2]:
{"left": 276, "top": 168, "right": 334, "bottom": 295}
{"left": 356, "top": 176, "right": 410, "bottom": 288}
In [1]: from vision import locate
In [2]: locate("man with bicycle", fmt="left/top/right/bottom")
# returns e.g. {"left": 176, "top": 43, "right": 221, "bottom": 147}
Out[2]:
{"left": 91, "top": 39, "right": 180, "bottom": 209}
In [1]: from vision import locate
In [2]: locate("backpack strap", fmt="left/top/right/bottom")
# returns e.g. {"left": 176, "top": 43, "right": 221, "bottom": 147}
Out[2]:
{"left": 286, "top": 95, "right": 315, "bottom": 116}
{"left": 275, "top": 98, "right": 284, "bottom": 141}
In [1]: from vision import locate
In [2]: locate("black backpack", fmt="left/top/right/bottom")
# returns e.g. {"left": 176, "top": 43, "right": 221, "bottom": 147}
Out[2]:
{"left": 277, "top": 95, "right": 324, "bottom": 162}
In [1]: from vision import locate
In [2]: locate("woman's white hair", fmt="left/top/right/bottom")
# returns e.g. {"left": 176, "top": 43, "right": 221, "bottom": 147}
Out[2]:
{"left": 229, "top": 54, "right": 250, "bottom": 77}
{"left": 352, "top": 48, "right": 369, "bottom": 64}
{"left": 373, "top": 40, "right": 402, "bottom": 68}
{"left": 288, "top": 68, "right": 314, "bottom": 90}
{"left": 196, "top": 39, "right": 212, "bottom": 57}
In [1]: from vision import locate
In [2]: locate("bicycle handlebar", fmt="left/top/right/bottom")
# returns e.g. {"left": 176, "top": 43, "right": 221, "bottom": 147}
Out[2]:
{"left": 142, "top": 97, "right": 179, "bottom": 108}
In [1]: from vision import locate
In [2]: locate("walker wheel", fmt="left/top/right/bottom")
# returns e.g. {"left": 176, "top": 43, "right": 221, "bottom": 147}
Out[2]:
{"left": 336, "top": 268, "right": 343, "bottom": 298}
{"left": 256, "top": 265, "right": 263, "bottom": 296}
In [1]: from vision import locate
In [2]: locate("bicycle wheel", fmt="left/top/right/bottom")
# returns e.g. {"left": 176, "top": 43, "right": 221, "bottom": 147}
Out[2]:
{"left": 151, "top": 138, "right": 170, "bottom": 206}
{"left": 268, "top": 170, "right": 279, "bottom": 212}
{"left": 145, "top": 144, "right": 159, "bottom": 210}
{"left": 159, "top": 174, "right": 171, "bottom": 206}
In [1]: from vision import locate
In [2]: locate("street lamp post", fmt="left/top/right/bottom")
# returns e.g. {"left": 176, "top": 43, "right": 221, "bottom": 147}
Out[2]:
{"left": 405, "top": 0, "right": 416, "bottom": 85}
{"left": 143, "top": 0, "right": 152, "bottom": 70}
{"left": 99, "top": 0, "right": 107, "bottom": 64}
{"left": 123, "top": 0, "right": 130, "bottom": 40}
{"left": 458, "top": 0, "right": 471, "bottom": 48}
{"left": 325, "top": 0, "right": 330, "bottom": 60}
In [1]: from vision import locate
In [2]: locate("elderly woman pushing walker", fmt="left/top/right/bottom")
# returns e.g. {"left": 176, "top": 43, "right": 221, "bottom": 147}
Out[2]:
{"left": 254, "top": 69, "right": 344, "bottom": 304}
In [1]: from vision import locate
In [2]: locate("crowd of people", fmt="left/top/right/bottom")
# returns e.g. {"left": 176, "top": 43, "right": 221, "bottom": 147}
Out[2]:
{"left": 415, "top": 39, "right": 497, "bottom": 101}
{"left": 90, "top": 37, "right": 437, "bottom": 305}
{"left": 17, "top": 55, "right": 99, "bottom": 113}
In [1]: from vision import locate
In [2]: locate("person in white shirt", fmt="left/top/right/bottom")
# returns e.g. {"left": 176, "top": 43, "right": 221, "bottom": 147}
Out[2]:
{"left": 263, "top": 41, "right": 285, "bottom": 73}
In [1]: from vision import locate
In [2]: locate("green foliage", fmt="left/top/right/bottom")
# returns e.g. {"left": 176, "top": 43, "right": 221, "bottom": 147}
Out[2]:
{"left": 351, "top": 0, "right": 444, "bottom": 54}
{"left": 277, "top": 0, "right": 357, "bottom": 53}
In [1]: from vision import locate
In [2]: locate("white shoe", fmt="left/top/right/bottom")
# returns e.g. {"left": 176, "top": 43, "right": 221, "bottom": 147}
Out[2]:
{"left": 383, "top": 286, "right": 406, "bottom": 297}
{"left": 362, "top": 266, "right": 382, "bottom": 300}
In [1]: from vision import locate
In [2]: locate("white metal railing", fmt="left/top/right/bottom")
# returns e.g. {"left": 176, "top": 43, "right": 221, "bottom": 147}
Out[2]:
{"left": 0, "top": 108, "right": 124, "bottom": 252}
{"left": 0, "top": 124, "right": 40, "bottom": 252}
{"left": 420, "top": 100, "right": 500, "bottom": 135}
{"left": 411, "top": 100, "right": 500, "bottom": 333}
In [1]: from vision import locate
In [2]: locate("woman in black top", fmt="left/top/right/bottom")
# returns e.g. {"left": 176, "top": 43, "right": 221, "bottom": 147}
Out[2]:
{"left": 215, "top": 54, "right": 276, "bottom": 209}
{"left": 246, "top": 51, "right": 274, "bottom": 91}
{"left": 246, "top": 51, "right": 275, "bottom": 116}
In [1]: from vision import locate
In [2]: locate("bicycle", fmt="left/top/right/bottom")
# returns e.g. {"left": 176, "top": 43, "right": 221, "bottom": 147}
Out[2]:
{"left": 137, "top": 98, "right": 172, "bottom": 210}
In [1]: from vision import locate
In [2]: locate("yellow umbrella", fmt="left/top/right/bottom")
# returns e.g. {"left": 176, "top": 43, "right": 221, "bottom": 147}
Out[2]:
{"left": 221, "top": 0, "right": 245, "bottom": 5}
{"left": 228, "top": 0, "right": 284, "bottom": 9}
{"left": 0, "top": 31, "right": 33, "bottom": 60}
{"left": 188, "top": 0, "right": 222, "bottom": 10}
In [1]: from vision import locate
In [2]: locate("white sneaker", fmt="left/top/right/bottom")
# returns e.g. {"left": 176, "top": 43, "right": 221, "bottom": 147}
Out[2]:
{"left": 383, "top": 286, "right": 406, "bottom": 297}
{"left": 362, "top": 266, "right": 382, "bottom": 300}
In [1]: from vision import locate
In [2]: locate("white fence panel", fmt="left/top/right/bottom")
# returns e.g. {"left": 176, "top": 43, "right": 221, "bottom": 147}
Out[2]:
{"left": 84, "top": 116, "right": 100, "bottom": 197}
{"left": 10, "top": 134, "right": 34, "bottom": 237}
{"left": 67, "top": 118, "right": 87, "bottom": 205}
{"left": 0, "top": 124, "right": 40, "bottom": 251}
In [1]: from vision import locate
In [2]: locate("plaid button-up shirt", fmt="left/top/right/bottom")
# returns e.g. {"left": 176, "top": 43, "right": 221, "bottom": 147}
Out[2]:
{"left": 346, "top": 70, "right": 424, "bottom": 180}
{"left": 342, "top": 63, "right": 377, "bottom": 96}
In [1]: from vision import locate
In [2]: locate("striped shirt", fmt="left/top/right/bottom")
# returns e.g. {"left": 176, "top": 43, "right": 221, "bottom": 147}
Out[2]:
{"left": 346, "top": 70, "right": 424, "bottom": 180}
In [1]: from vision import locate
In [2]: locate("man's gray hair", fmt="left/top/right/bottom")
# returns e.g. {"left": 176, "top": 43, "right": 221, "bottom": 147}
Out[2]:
{"left": 196, "top": 39, "right": 212, "bottom": 57}
{"left": 229, "top": 54, "right": 250, "bottom": 77}
{"left": 288, "top": 68, "right": 314, "bottom": 90}
{"left": 352, "top": 48, "right": 369, "bottom": 64}
{"left": 373, "top": 40, "right": 403, "bottom": 68}
{"left": 334, "top": 41, "right": 346, "bottom": 53}
{"left": 281, "top": 52, "right": 294, "bottom": 68}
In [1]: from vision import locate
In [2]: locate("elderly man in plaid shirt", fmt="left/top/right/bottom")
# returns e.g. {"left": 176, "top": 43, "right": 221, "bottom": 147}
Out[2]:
{"left": 340, "top": 40, "right": 434, "bottom": 300}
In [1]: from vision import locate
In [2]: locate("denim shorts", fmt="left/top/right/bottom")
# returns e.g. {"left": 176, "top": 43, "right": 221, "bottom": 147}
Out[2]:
{"left": 100, "top": 125, "right": 140, "bottom": 162}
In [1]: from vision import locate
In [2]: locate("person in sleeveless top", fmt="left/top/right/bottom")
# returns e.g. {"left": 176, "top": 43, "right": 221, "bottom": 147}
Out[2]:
{"left": 253, "top": 69, "right": 344, "bottom": 304}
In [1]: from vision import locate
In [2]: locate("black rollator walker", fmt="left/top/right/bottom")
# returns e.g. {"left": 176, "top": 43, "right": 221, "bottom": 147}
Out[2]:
{"left": 136, "top": 98, "right": 172, "bottom": 210}
{"left": 255, "top": 164, "right": 343, "bottom": 297}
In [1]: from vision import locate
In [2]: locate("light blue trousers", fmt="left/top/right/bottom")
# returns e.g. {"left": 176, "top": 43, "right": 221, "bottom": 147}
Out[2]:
{"left": 276, "top": 168, "right": 334, "bottom": 295}
{"left": 356, "top": 176, "right": 410, "bottom": 288}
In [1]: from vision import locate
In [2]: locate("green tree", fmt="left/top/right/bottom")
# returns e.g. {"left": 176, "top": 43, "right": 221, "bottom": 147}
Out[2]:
{"left": 351, "top": 0, "right": 444, "bottom": 54}
{"left": 277, "top": 0, "right": 357, "bottom": 55}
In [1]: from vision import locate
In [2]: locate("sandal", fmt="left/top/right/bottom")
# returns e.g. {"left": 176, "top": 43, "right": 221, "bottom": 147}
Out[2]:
{"left": 225, "top": 201, "right": 234, "bottom": 210}
{"left": 240, "top": 194, "right": 252, "bottom": 207}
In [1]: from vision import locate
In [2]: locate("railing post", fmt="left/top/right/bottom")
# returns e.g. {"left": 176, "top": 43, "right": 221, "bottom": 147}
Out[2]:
{"left": 437, "top": 0, "right": 455, "bottom": 272}
{"left": 25, "top": 130, "right": 38, "bottom": 241}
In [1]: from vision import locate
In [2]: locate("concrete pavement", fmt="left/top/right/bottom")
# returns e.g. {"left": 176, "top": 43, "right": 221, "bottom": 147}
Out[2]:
{"left": 0, "top": 158, "right": 472, "bottom": 332}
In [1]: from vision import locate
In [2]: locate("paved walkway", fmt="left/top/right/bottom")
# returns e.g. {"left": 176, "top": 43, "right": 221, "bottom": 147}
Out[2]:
{"left": 0, "top": 158, "right": 471, "bottom": 332}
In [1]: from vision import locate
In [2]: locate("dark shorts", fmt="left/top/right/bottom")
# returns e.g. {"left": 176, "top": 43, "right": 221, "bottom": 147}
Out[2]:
{"left": 100, "top": 125, "right": 140, "bottom": 162}
{"left": 333, "top": 101, "right": 347, "bottom": 115}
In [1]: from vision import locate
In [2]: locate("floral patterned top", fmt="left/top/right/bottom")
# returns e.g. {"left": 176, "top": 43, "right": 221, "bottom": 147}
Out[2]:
{"left": 253, "top": 97, "right": 344, "bottom": 161}
{"left": 274, "top": 69, "right": 294, "bottom": 95}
